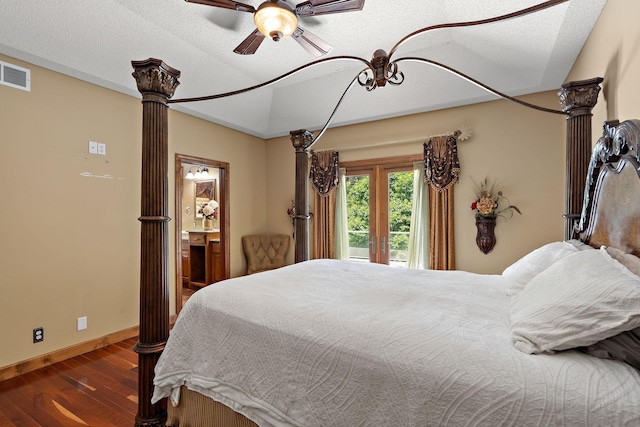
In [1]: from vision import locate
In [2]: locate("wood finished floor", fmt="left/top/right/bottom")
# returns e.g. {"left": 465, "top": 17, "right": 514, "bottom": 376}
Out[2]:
{"left": 0, "top": 337, "right": 140, "bottom": 426}
{"left": 0, "top": 290, "right": 200, "bottom": 427}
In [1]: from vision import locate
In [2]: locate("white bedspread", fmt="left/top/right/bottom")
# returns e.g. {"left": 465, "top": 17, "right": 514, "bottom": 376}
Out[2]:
{"left": 152, "top": 259, "right": 640, "bottom": 426}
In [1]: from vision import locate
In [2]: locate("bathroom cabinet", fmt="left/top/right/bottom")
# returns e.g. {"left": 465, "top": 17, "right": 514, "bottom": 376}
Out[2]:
{"left": 188, "top": 231, "right": 221, "bottom": 288}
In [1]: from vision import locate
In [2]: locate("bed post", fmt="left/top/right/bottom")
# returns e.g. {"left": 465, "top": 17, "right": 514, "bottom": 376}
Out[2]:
{"left": 290, "top": 129, "right": 313, "bottom": 262}
{"left": 558, "top": 77, "right": 603, "bottom": 240}
{"left": 131, "top": 58, "right": 180, "bottom": 427}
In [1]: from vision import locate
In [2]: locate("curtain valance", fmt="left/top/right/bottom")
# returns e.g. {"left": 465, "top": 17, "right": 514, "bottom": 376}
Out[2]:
{"left": 423, "top": 135, "right": 460, "bottom": 191}
{"left": 309, "top": 150, "right": 340, "bottom": 196}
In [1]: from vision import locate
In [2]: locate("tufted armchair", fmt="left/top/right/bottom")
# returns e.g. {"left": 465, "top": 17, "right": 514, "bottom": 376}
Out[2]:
{"left": 241, "top": 234, "right": 291, "bottom": 275}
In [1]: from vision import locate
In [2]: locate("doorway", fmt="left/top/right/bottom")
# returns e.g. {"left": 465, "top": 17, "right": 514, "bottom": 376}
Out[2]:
{"left": 341, "top": 154, "right": 422, "bottom": 266}
{"left": 174, "top": 154, "right": 230, "bottom": 314}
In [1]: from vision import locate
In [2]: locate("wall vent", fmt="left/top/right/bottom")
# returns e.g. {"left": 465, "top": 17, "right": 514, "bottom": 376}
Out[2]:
{"left": 1, "top": 61, "right": 30, "bottom": 91}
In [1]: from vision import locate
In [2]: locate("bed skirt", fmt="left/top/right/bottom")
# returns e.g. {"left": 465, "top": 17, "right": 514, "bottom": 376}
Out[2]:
{"left": 166, "top": 386, "right": 258, "bottom": 427}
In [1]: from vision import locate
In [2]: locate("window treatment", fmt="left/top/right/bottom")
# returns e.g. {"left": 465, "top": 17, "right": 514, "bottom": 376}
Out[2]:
{"left": 334, "top": 168, "right": 349, "bottom": 260}
{"left": 407, "top": 161, "right": 429, "bottom": 268}
{"left": 424, "top": 135, "right": 460, "bottom": 270}
{"left": 428, "top": 186, "right": 456, "bottom": 270}
{"left": 310, "top": 150, "right": 340, "bottom": 259}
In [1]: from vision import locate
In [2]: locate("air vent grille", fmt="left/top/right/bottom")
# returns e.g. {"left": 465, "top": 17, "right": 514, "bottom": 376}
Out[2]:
{"left": 1, "top": 61, "right": 30, "bottom": 91}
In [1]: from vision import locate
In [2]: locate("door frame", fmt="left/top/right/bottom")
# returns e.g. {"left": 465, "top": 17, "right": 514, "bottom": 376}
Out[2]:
{"left": 174, "top": 153, "right": 230, "bottom": 314}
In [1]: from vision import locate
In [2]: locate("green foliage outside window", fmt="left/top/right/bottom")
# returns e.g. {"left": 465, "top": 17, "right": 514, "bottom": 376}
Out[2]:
{"left": 388, "top": 171, "right": 413, "bottom": 252}
{"left": 345, "top": 175, "right": 370, "bottom": 249}
{"left": 345, "top": 172, "right": 414, "bottom": 257}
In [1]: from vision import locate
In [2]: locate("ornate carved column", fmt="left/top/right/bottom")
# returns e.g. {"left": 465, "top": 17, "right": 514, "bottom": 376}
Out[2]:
{"left": 131, "top": 58, "right": 180, "bottom": 427}
{"left": 290, "top": 129, "right": 314, "bottom": 262}
{"left": 558, "top": 77, "right": 603, "bottom": 240}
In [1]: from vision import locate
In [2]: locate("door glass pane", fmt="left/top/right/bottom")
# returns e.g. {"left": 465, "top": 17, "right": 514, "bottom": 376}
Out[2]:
{"left": 388, "top": 171, "right": 413, "bottom": 267}
{"left": 345, "top": 174, "right": 370, "bottom": 262}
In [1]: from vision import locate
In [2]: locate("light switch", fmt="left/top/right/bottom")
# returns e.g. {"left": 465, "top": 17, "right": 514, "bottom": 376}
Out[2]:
{"left": 77, "top": 316, "right": 87, "bottom": 331}
{"left": 97, "top": 143, "right": 106, "bottom": 156}
{"left": 89, "top": 141, "right": 98, "bottom": 154}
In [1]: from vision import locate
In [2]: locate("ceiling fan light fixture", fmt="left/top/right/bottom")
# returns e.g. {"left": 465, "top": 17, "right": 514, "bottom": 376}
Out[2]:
{"left": 254, "top": 1, "right": 298, "bottom": 42}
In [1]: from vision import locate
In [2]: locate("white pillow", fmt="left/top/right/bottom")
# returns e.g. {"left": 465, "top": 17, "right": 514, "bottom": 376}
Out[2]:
{"left": 502, "top": 241, "right": 579, "bottom": 298}
{"left": 510, "top": 247, "right": 640, "bottom": 354}
{"left": 565, "top": 239, "right": 595, "bottom": 251}
{"left": 605, "top": 246, "right": 640, "bottom": 277}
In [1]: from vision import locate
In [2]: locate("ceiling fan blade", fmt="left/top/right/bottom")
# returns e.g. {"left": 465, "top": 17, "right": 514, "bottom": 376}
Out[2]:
{"left": 292, "top": 26, "right": 332, "bottom": 57}
{"left": 295, "top": 0, "right": 364, "bottom": 16}
{"left": 185, "top": 0, "right": 255, "bottom": 13}
{"left": 233, "top": 29, "right": 266, "bottom": 55}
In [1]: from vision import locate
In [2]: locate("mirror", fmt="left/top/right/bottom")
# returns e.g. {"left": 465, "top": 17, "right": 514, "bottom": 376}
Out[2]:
{"left": 194, "top": 180, "right": 217, "bottom": 219}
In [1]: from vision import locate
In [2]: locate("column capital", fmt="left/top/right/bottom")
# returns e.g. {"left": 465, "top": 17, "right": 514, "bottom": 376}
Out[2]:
{"left": 131, "top": 58, "right": 181, "bottom": 100}
{"left": 290, "top": 129, "right": 314, "bottom": 151}
{"left": 559, "top": 77, "right": 603, "bottom": 117}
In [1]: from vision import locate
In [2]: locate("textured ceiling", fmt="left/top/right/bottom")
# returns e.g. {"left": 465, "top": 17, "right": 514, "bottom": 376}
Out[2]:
{"left": 0, "top": 0, "right": 606, "bottom": 138}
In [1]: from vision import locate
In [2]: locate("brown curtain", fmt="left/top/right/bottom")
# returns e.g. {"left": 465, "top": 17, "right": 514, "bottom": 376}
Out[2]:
{"left": 309, "top": 150, "right": 339, "bottom": 259}
{"left": 429, "top": 186, "right": 455, "bottom": 270}
{"left": 424, "top": 135, "right": 460, "bottom": 270}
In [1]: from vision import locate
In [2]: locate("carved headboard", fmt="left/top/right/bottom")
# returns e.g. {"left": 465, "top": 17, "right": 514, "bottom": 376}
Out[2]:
{"left": 576, "top": 119, "right": 640, "bottom": 256}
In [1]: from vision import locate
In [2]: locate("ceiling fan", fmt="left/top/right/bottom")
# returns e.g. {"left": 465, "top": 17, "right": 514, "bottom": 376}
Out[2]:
{"left": 185, "top": 0, "right": 365, "bottom": 57}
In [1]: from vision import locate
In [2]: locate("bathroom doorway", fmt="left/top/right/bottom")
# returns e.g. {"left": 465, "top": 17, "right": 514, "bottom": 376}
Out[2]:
{"left": 174, "top": 154, "right": 230, "bottom": 314}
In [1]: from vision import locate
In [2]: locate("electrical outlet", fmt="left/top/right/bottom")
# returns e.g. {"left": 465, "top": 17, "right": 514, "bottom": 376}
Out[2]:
{"left": 77, "top": 316, "right": 87, "bottom": 331}
{"left": 33, "top": 327, "right": 44, "bottom": 343}
{"left": 88, "top": 141, "right": 98, "bottom": 154}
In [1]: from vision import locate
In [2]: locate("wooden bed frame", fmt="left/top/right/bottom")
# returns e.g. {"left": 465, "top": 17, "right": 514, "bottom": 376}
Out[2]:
{"left": 576, "top": 119, "right": 640, "bottom": 252}
{"left": 130, "top": 57, "right": 637, "bottom": 426}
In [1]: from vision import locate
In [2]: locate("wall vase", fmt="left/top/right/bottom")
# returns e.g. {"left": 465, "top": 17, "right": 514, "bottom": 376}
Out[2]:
{"left": 475, "top": 215, "right": 497, "bottom": 254}
{"left": 202, "top": 217, "right": 215, "bottom": 230}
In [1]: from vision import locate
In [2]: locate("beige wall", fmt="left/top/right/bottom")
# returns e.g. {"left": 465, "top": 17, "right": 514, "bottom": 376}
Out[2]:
{"left": 565, "top": 0, "right": 640, "bottom": 129}
{"left": 0, "top": 54, "right": 265, "bottom": 368}
{"left": 266, "top": 92, "right": 567, "bottom": 274}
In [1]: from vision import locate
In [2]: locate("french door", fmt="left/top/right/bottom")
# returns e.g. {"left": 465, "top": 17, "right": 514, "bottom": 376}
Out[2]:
{"left": 342, "top": 155, "right": 422, "bottom": 265}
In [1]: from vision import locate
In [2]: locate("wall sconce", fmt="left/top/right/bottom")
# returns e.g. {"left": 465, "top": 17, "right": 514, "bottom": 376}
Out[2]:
{"left": 185, "top": 167, "right": 209, "bottom": 180}
{"left": 475, "top": 216, "right": 497, "bottom": 254}
{"left": 471, "top": 177, "right": 522, "bottom": 254}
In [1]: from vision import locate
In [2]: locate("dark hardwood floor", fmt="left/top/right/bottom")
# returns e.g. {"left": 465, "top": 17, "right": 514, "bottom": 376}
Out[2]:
{"left": 0, "top": 337, "right": 141, "bottom": 426}
{"left": 0, "top": 288, "right": 201, "bottom": 427}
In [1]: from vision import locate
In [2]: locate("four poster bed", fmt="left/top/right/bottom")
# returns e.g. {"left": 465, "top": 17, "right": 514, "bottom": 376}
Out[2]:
{"left": 128, "top": 3, "right": 639, "bottom": 425}
{"left": 131, "top": 53, "right": 640, "bottom": 425}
